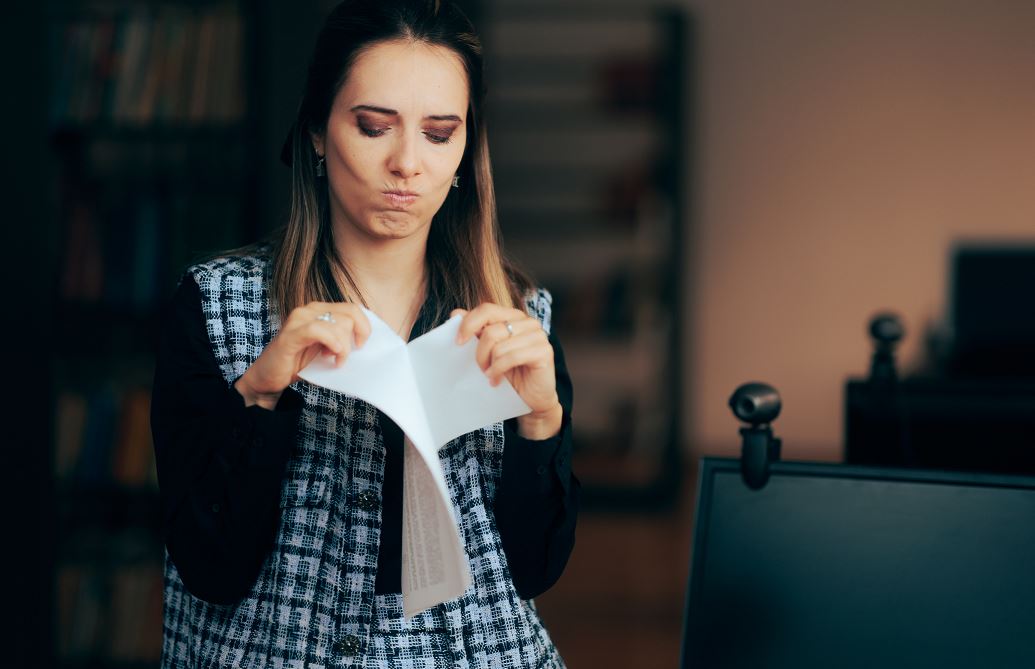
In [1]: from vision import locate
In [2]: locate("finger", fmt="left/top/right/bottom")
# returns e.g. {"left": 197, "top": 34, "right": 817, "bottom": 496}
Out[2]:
{"left": 474, "top": 322, "right": 511, "bottom": 371}
{"left": 456, "top": 303, "right": 528, "bottom": 344}
{"left": 313, "top": 321, "right": 360, "bottom": 367}
{"left": 505, "top": 317, "right": 547, "bottom": 341}
{"left": 474, "top": 316, "right": 546, "bottom": 367}
{"left": 329, "top": 316, "right": 358, "bottom": 361}
{"left": 488, "top": 329, "right": 551, "bottom": 369}
{"left": 301, "top": 302, "right": 371, "bottom": 348}
{"left": 307, "top": 320, "right": 351, "bottom": 359}
{"left": 301, "top": 300, "right": 363, "bottom": 318}
{"left": 342, "top": 306, "right": 372, "bottom": 348}
{"left": 300, "top": 301, "right": 349, "bottom": 321}
{"left": 485, "top": 341, "right": 554, "bottom": 385}
{"left": 291, "top": 301, "right": 341, "bottom": 330}
{"left": 450, "top": 308, "right": 468, "bottom": 320}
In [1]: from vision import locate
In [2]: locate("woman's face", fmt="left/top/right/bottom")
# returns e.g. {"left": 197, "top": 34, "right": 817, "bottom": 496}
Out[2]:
{"left": 313, "top": 39, "right": 469, "bottom": 244}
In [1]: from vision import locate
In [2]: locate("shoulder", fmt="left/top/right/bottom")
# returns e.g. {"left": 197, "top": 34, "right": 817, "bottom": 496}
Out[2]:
{"left": 178, "top": 242, "right": 274, "bottom": 294}
{"left": 521, "top": 286, "right": 553, "bottom": 335}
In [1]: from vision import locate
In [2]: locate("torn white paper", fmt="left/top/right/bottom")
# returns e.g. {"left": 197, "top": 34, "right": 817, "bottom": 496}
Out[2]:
{"left": 297, "top": 308, "right": 531, "bottom": 617}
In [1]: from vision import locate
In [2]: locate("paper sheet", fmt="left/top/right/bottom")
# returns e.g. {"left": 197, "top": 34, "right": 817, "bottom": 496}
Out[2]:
{"left": 297, "top": 308, "right": 531, "bottom": 617}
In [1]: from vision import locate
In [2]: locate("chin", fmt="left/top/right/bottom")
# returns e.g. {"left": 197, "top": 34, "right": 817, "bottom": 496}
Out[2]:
{"left": 370, "top": 211, "right": 426, "bottom": 239}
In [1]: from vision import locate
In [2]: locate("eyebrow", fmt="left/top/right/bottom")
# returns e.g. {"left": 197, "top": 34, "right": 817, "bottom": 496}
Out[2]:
{"left": 350, "top": 104, "right": 462, "bottom": 122}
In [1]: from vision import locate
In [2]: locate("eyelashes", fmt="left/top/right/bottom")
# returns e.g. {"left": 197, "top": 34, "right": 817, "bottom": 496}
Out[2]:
{"left": 358, "top": 124, "right": 388, "bottom": 138}
{"left": 357, "top": 122, "right": 455, "bottom": 145}
{"left": 424, "top": 131, "right": 453, "bottom": 145}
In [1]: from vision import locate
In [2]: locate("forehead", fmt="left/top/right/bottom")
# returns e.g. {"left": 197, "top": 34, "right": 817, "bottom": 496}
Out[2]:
{"left": 338, "top": 39, "right": 469, "bottom": 117}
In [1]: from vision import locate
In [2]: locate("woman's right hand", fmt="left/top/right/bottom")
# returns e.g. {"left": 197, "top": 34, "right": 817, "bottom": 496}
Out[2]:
{"left": 234, "top": 302, "right": 371, "bottom": 409}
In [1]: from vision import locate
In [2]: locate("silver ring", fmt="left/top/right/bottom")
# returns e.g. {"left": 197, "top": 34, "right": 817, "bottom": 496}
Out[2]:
{"left": 503, "top": 320, "right": 514, "bottom": 337}
{"left": 316, "top": 311, "right": 336, "bottom": 324}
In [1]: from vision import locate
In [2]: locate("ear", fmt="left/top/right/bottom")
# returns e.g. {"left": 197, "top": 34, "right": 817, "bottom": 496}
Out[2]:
{"left": 309, "top": 129, "right": 325, "bottom": 157}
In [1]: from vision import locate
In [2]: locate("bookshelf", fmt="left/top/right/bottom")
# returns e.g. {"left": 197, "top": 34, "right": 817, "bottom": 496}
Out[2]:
{"left": 45, "top": 0, "right": 258, "bottom": 666}
{"left": 484, "top": 6, "right": 692, "bottom": 509}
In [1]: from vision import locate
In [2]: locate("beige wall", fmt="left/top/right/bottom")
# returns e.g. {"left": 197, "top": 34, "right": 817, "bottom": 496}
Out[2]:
{"left": 682, "top": 0, "right": 1035, "bottom": 459}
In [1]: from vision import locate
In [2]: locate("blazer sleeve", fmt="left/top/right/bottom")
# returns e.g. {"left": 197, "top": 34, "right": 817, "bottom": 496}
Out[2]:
{"left": 496, "top": 328, "right": 580, "bottom": 600}
{"left": 150, "top": 272, "right": 304, "bottom": 605}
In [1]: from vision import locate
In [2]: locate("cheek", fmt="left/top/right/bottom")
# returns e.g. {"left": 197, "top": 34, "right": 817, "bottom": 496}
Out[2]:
{"left": 337, "top": 159, "right": 365, "bottom": 195}
{"left": 438, "top": 140, "right": 467, "bottom": 180}
{"left": 327, "top": 125, "right": 382, "bottom": 181}
{"left": 333, "top": 141, "right": 376, "bottom": 184}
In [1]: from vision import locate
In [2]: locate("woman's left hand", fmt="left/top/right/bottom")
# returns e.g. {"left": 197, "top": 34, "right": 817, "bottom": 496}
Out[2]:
{"left": 452, "top": 303, "right": 563, "bottom": 440}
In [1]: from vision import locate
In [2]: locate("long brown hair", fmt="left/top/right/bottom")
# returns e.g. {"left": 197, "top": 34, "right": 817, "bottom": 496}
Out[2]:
{"left": 212, "top": 0, "right": 531, "bottom": 325}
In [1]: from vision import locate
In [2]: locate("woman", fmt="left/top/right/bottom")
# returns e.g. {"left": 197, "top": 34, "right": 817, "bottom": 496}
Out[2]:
{"left": 150, "top": 0, "right": 578, "bottom": 667}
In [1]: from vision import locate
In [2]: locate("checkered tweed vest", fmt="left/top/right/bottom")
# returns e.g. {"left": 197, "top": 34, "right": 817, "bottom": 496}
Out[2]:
{"left": 161, "top": 251, "right": 566, "bottom": 669}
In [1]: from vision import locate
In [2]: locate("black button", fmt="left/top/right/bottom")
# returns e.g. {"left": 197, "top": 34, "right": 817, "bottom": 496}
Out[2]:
{"left": 334, "top": 634, "right": 361, "bottom": 656}
{"left": 536, "top": 465, "right": 547, "bottom": 475}
{"left": 356, "top": 491, "right": 379, "bottom": 511}
{"left": 211, "top": 503, "right": 220, "bottom": 513}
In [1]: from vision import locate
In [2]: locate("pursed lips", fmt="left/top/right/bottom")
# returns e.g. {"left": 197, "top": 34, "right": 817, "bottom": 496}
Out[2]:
{"left": 383, "top": 190, "right": 418, "bottom": 208}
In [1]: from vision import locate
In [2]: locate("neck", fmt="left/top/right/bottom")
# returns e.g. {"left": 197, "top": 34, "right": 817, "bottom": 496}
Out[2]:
{"left": 331, "top": 220, "right": 429, "bottom": 335}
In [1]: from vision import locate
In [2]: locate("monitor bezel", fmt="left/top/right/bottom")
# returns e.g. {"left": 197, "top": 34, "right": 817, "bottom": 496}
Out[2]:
{"left": 680, "top": 456, "right": 1035, "bottom": 668}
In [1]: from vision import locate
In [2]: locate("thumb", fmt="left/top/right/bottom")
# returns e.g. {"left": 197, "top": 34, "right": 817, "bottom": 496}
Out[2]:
{"left": 450, "top": 308, "right": 468, "bottom": 319}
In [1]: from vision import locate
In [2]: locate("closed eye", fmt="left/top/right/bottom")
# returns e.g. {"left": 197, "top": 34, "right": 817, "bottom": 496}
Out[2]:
{"left": 359, "top": 124, "right": 388, "bottom": 138}
{"left": 424, "top": 130, "right": 453, "bottom": 145}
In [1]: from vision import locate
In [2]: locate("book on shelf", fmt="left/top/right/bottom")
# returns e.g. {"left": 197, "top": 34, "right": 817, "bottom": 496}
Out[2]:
{"left": 108, "top": 564, "right": 164, "bottom": 661}
{"left": 51, "top": 7, "right": 246, "bottom": 128}
{"left": 57, "top": 563, "right": 163, "bottom": 662}
{"left": 57, "top": 564, "right": 105, "bottom": 658}
{"left": 135, "top": 12, "right": 169, "bottom": 123}
{"left": 110, "top": 12, "right": 144, "bottom": 123}
{"left": 132, "top": 195, "right": 162, "bottom": 309}
{"left": 187, "top": 10, "right": 216, "bottom": 123}
{"left": 157, "top": 9, "right": 189, "bottom": 122}
{"left": 55, "top": 391, "right": 88, "bottom": 479}
{"left": 75, "top": 386, "right": 118, "bottom": 484}
{"left": 104, "top": 191, "right": 166, "bottom": 311}
{"left": 596, "top": 55, "right": 662, "bottom": 114}
{"left": 550, "top": 270, "right": 639, "bottom": 338}
{"left": 112, "top": 388, "right": 155, "bottom": 487}
{"left": 101, "top": 197, "right": 138, "bottom": 309}
{"left": 59, "top": 200, "right": 105, "bottom": 304}
{"left": 55, "top": 385, "right": 157, "bottom": 489}
{"left": 58, "top": 188, "right": 243, "bottom": 312}
{"left": 59, "top": 193, "right": 162, "bottom": 311}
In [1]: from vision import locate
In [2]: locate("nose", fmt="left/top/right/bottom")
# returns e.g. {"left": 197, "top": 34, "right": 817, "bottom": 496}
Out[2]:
{"left": 387, "top": 132, "right": 421, "bottom": 180}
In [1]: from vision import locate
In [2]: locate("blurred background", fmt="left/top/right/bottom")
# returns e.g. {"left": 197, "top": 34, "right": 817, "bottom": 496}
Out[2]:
{"left": 11, "top": 0, "right": 1035, "bottom": 666}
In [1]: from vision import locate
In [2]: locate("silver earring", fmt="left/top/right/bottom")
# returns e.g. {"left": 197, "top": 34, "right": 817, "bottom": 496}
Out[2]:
{"left": 315, "top": 154, "right": 326, "bottom": 177}
{"left": 452, "top": 175, "right": 459, "bottom": 188}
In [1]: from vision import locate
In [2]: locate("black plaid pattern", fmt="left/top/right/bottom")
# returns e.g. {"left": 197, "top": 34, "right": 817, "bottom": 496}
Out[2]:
{"left": 160, "top": 249, "right": 565, "bottom": 668}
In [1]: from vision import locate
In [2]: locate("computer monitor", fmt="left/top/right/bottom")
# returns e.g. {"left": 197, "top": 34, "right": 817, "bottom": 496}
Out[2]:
{"left": 951, "top": 244, "right": 1035, "bottom": 376}
{"left": 681, "top": 458, "right": 1035, "bottom": 668}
